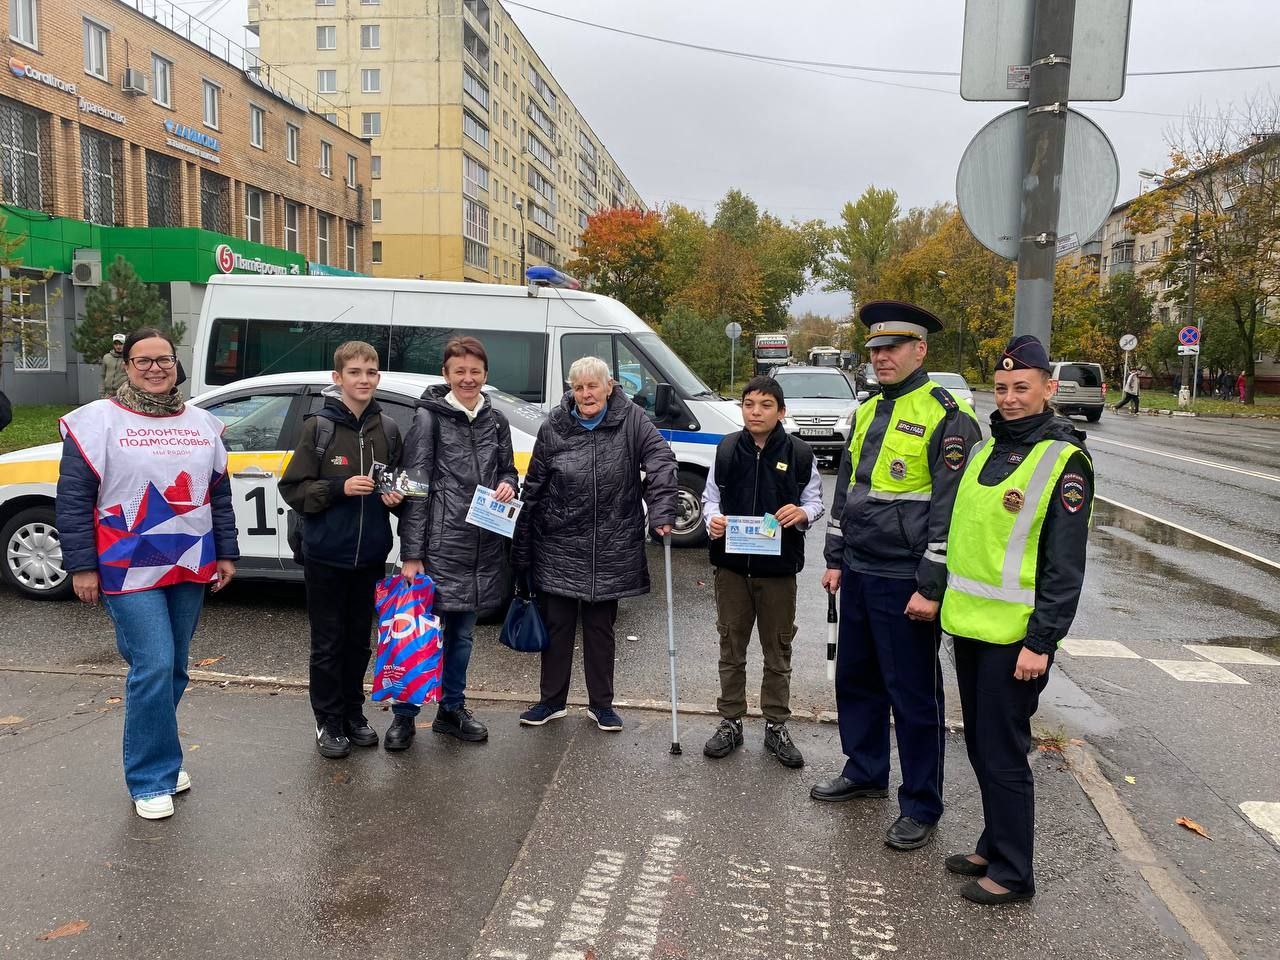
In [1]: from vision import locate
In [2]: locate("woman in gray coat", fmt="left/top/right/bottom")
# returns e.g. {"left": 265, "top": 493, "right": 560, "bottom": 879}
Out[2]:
{"left": 512, "top": 356, "right": 678, "bottom": 732}
{"left": 395, "top": 336, "right": 517, "bottom": 749}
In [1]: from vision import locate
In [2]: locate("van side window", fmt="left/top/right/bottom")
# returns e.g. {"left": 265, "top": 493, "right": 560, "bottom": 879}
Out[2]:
{"left": 206, "top": 318, "right": 390, "bottom": 387}
{"left": 615, "top": 337, "right": 661, "bottom": 415}
{"left": 561, "top": 332, "right": 612, "bottom": 387}
{"left": 390, "top": 328, "right": 546, "bottom": 402}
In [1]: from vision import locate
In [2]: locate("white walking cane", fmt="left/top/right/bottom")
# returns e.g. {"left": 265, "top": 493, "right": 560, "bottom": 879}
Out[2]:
{"left": 663, "top": 534, "right": 682, "bottom": 755}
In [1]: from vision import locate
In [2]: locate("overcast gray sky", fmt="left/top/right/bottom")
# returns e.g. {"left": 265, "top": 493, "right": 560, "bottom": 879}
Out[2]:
{"left": 210, "top": 0, "right": 1279, "bottom": 317}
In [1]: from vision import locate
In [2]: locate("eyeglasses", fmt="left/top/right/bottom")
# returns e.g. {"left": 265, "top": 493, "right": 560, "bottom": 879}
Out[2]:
{"left": 129, "top": 356, "right": 177, "bottom": 371}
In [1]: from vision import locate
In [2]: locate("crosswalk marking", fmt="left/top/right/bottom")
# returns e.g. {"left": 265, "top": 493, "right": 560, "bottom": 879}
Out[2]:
{"left": 1061, "top": 638, "right": 1141, "bottom": 658}
{"left": 1183, "top": 644, "right": 1280, "bottom": 666}
{"left": 1240, "top": 802, "right": 1280, "bottom": 844}
{"left": 1149, "top": 659, "right": 1249, "bottom": 684}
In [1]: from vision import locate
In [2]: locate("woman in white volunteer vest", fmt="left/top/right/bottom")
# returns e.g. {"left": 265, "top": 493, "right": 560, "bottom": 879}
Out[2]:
{"left": 56, "top": 327, "right": 239, "bottom": 821}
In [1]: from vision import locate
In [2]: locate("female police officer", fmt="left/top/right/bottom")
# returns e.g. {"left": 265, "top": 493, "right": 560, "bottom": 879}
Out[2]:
{"left": 940, "top": 334, "right": 1093, "bottom": 905}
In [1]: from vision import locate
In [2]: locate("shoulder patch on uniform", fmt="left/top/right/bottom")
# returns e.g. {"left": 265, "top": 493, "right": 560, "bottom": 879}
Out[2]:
{"left": 895, "top": 420, "right": 927, "bottom": 438}
{"left": 930, "top": 386, "right": 958, "bottom": 411}
{"left": 1060, "top": 472, "right": 1087, "bottom": 513}
{"left": 942, "top": 435, "right": 967, "bottom": 471}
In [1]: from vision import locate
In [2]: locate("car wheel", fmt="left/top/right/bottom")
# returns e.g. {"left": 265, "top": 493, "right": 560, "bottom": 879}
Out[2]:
{"left": 669, "top": 468, "right": 708, "bottom": 548}
{"left": 1, "top": 506, "right": 72, "bottom": 600}
{"left": 1085, "top": 409, "right": 1102, "bottom": 422}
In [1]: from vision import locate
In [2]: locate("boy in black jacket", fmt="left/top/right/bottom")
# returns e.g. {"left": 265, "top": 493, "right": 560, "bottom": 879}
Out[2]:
{"left": 701, "top": 376, "right": 825, "bottom": 768}
{"left": 279, "top": 341, "right": 403, "bottom": 758}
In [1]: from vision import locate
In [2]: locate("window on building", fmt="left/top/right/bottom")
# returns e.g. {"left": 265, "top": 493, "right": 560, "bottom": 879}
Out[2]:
{"left": 527, "top": 233, "right": 554, "bottom": 263}
{"left": 462, "top": 110, "right": 488, "bottom": 149}
{"left": 319, "top": 140, "right": 332, "bottom": 177}
{"left": 527, "top": 132, "right": 554, "bottom": 173}
{"left": 11, "top": 271, "right": 48, "bottom": 371}
{"left": 528, "top": 200, "right": 553, "bottom": 233}
{"left": 316, "top": 0, "right": 334, "bottom": 5}
{"left": 371, "top": 240, "right": 383, "bottom": 263}
{"left": 244, "top": 188, "right": 263, "bottom": 243}
{"left": 316, "top": 25, "right": 336, "bottom": 49}
{"left": 286, "top": 123, "right": 299, "bottom": 163}
{"left": 527, "top": 99, "right": 554, "bottom": 140}
{"left": 463, "top": 0, "right": 490, "bottom": 31}
{"left": 284, "top": 201, "right": 299, "bottom": 252}
{"left": 463, "top": 22, "right": 489, "bottom": 70}
{"left": 151, "top": 54, "right": 172, "bottom": 108}
{"left": 146, "top": 150, "right": 181, "bottom": 226}
{"left": 370, "top": 155, "right": 381, "bottom": 178}
{"left": 9, "top": 0, "right": 37, "bottom": 47}
{"left": 81, "top": 127, "right": 122, "bottom": 225}
{"left": 346, "top": 223, "right": 358, "bottom": 270}
{"left": 202, "top": 80, "right": 220, "bottom": 129}
{"left": 361, "top": 112, "right": 381, "bottom": 137}
{"left": 527, "top": 166, "right": 555, "bottom": 204}
{"left": 361, "top": 0, "right": 379, "bottom": 5}
{"left": 249, "top": 104, "right": 265, "bottom": 149}
{"left": 361, "top": 68, "right": 380, "bottom": 93}
{"left": 320, "top": 112, "right": 338, "bottom": 124}
{"left": 346, "top": 154, "right": 357, "bottom": 186}
{"left": 317, "top": 214, "right": 331, "bottom": 264}
{"left": 199, "top": 169, "right": 229, "bottom": 233}
{"left": 84, "top": 19, "right": 109, "bottom": 80}
{"left": 317, "top": 69, "right": 336, "bottom": 94}
{"left": 371, "top": 198, "right": 382, "bottom": 222}
{"left": 463, "top": 196, "right": 489, "bottom": 269}
{"left": 463, "top": 67, "right": 488, "bottom": 110}
{"left": 463, "top": 153, "right": 489, "bottom": 197}
{"left": 360, "top": 24, "right": 380, "bottom": 49}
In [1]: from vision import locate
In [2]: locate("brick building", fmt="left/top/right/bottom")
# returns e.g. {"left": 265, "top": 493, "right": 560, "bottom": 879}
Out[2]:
{"left": 0, "top": 0, "right": 372, "bottom": 404}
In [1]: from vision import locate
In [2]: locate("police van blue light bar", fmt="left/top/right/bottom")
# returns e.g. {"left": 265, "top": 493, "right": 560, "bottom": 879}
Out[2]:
{"left": 525, "top": 266, "right": 581, "bottom": 289}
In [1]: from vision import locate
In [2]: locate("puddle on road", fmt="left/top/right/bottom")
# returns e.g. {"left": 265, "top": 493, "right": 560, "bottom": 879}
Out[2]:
{"left": 1198, "top": 634, "right": 1280, "bottom": 656}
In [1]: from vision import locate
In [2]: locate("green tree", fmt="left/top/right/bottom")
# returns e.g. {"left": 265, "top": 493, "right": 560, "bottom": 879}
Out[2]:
{"left": 755, "top": 214, "right": 830, "bottom": 331}
{"left": 73, "top": 255, "right": 178, "bottom": 364}
{"left": 711, "top": 189, "right": 761, "bottom": 248}
{"left": 0, "top": 216, "right": 56, "bottom": 390}
{"left": 787, "top": 312, "right": 839, "bottom": 361}
{"left": 1093, "top": 272, "right": 1154, "bottom": 378}
{"left": 658, "top": 304, "right": 732, "bottom": 390}
{"left": 823, "top": 186, "right": 901, "bottom": 304}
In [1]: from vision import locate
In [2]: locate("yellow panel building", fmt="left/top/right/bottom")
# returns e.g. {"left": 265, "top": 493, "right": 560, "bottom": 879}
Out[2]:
{"left": 247, "top": 0, "right": 644, "bottom": 282}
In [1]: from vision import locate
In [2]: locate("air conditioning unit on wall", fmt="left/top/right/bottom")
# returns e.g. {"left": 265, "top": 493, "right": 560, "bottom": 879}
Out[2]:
{"left": 72, "top": 250, "right": 102, "bottom": 287}
{"left": 122, "top": 68, "right": 149, "bottom": 95}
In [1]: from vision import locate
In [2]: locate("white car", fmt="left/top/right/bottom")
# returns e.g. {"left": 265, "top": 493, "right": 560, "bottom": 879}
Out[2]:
{"left": 771, "top": 366, "right": 861, "bottom": 461}
{"left": 928, "top": 372, "right": 975, "bottom": 408}
{"left": 0, "top": 371, "right": 543, "bottom": 601}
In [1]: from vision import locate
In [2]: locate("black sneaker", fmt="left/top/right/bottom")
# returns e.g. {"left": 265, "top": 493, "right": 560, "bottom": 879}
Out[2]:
{"left": 764, "top": 722, "right": 804, "bottom": 768}
{"left": 315, "top": 720, "right": 351, "bottom": 759}
{"left": 384, "top": 715, "right": 416, "bottom": 752}
{"left": 432, "top": 705, "right": 489, "bottom": 742}
{"left": 703, "top": 718, "right": 744, "bottom": 759}
{"left": 345, "top": 716, "right": 379, "bottom": 748}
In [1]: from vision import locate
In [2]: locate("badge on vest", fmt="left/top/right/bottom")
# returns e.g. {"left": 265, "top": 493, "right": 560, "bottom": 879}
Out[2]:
{"left": 775, "top": 461, "right": 788, "bottom": 472}
{"left": 895, "top": 420, "right": 927, "bottom": 438}
{"left": 1007, "top": 451, "right": 1026, "bottom": 465}
{"left": 1060, "top": 473, "right": 1086, "bottom": 513}
{"left": 1002, "top": 488, "right": 1025, "bottom": 513}
{"left": 331, "top": 455, "right": 349, "bottom": 466}
{"left": 943, "top": 435, "right": 966, "bottom": 471}
{"left": 889, "top": 458, "right": 908, "bottom": 481}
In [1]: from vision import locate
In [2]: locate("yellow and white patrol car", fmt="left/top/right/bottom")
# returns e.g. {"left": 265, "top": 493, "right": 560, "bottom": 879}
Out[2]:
{"left": 0, "top": 372, "right": 542, "bottom": 600}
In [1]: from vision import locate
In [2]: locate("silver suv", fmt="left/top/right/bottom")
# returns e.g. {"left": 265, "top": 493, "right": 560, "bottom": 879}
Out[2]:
{"left": 771, "top": 366, "right": 860, "bottom": 461}
{"left": 1050, "top": 362, "right": 1106, "bottom": 422}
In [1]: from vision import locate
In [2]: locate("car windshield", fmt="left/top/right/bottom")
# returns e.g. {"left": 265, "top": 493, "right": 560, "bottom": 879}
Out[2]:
{"left": 632, "top": 331, "right": 714, "bottom": 397}
{"left": 930, "top": 373, "right": 969, "bottom": 390}
{"left": 1057, "top": 364, "right": 1103, "bottom": 387}
{"left": 773, "top": 372, "right": 853, "bottom": 399}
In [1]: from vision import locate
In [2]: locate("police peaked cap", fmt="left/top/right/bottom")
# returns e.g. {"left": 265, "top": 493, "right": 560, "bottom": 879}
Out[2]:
{"left": 998, "top": 335, "right": 1051, "bottom": 372}
{"left": 860, "top": 301, "right": 945, "bottom": 348}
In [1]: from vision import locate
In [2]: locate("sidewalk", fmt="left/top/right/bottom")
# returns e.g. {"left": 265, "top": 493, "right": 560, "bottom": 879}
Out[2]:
{"left": 0, "top": 671, "right": 1200, "bottom": 960}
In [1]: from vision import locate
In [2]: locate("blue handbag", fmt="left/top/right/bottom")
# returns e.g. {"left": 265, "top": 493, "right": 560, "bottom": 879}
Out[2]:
{"left": 500, "top": 592, "right": 549, "bottom": 653}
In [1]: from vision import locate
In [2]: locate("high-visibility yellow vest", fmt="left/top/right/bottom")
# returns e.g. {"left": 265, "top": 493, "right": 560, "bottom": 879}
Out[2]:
{"left": 847, "top": 379, "right": 976, "bottom": 502}
{"left": 940, "top": 437, "right": 1086, "bottom": 645}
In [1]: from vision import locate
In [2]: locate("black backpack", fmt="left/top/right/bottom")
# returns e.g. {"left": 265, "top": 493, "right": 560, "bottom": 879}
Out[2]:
{"left": 286, "top": 412, "right": 403, "bottom": 565}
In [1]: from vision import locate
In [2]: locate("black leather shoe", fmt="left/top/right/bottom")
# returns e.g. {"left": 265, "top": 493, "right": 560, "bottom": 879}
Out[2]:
{"left": 764, "top": 722, "right": 804, "bottom": 769}
{"left": 315, "top": 721, "right": 350, "bottom": 759}
{"left": 384, "top": 715, "right": 416, "bottom": 751}
{"left": 945, "top": 854, "right": 988, "bottom": 877}
{"left": 885, "top": 815, "right": 937, "bottom": 851}
{"left": 960, "top": 880, "right": 1035, "bottom": 905}
{"left": 703, "top": 718, "right": 744, "bottom": 759}
{"left": 344, "top": 716, "right": 379, "bottom": 748}
{"left": 809, "top": 775, "right": 889, "bottom": 802}
{"left": 433, "top": 705, "right": 488, "bottom": 742}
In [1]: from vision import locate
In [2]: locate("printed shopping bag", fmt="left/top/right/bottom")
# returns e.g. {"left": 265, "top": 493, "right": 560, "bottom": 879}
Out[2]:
{"left": 371, "top": 574, "right": 444, "bottom": 705}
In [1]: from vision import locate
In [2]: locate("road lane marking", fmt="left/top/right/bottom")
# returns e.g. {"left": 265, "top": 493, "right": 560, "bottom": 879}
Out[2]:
{"left": 1097, "top": 495, "right": 1280, "bottom": 573}
{"left": 548, "top": 849, "right": 628, "bottom": 960}
{"left": 615, "top": 834, "right": 682, "bottom": 958}
{"left": 1240, "top": 802, "right": 1280, "bottom": 844}
{"left": 1091, "top": 436, "right": 1280, "bottom": 483}
{"left": 1061, "top": 638, "right": 1142, "bottom": 659}
{"left": 1149, "top": 660, "right": 1249, "bottom": 684}
{"left": 1183, "top": 644, "right": 1279, "bottom": 666}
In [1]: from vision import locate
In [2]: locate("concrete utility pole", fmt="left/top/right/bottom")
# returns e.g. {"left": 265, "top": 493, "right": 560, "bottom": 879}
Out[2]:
{"left": 1013, "top": 0, "right": 1077, "bottom": 351}
{"left": 1183, "top": 198, "right": 1200, "bottom": 404}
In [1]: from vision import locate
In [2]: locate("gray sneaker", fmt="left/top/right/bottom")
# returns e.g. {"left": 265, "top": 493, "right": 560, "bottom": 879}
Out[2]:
{"left": 703, "top": 718, "right": 744, "bottom": 759}
{"left": 764, "top": 722, "right": 804, "bottom": 768}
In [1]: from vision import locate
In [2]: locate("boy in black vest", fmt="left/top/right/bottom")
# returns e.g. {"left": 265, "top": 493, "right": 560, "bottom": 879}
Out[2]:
{"left": 702, "top": 375, "right": 824, "bottom": 768}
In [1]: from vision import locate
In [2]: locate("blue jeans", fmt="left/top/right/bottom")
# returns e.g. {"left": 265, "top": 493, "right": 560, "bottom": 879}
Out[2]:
{"left": 393, "top": 610, "right": 477, "bottom": 716}
{"left": 102, "top": 582, "right": 206, "bottom": 801}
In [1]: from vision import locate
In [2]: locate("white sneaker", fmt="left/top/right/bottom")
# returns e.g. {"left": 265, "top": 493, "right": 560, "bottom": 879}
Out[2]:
{"left": 175, "top": 770, "right": 191, "bottom": 794}
{"left": 134, "top": 795, "right": 175, "bottom": 820}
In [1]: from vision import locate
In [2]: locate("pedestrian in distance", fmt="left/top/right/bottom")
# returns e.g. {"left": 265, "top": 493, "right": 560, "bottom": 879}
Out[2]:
{"left": 701, "top": 375, "right": 825, "bottom": 768}
{"left": 941, "top": 335, "right": 1093, "bottom": 905}
{"left": 810, "top": 301, "right": 982, "bottom": 853}
{"left": 101, "top": 333, "right": 128, "bottom": 399}
{"left": 56, "top": 327, "right": 239, "bottom": 820}
{"left": 1237, "top": 370, "right": 1247, "bottom": 403}
{"left": 1115, "top": 368, "right": 1141, "bottom": 416}
{"left": 1218, "top": 370, "right": 1233, "bottom": 401}
{"left": 511, "top": 356, "right": 678, "bottom": 733}
{"left": 279, "top": 342, "right": 404, "bottom": 759}
{"left": 394, "top": 336, "right": 518, "bottom": 749}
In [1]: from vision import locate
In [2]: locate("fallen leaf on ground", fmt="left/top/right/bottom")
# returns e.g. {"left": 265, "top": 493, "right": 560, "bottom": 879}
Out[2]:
{"left": 36, "top": 920, "right": 89, "bottom": 941}
{"left": 1037, "top": 742, "right": 1063, "bottom": 753}
{"left": 194, "top": 657, "right": 224, "bottom": 668}
{"left": 0, "top": 715, "right": 24, "bottom": 725}
{"left": 331, "top": 771, "right": 350, "bottom": 784}
{"left": 1176, "top": 816, "right": 1212, "bottom": 840}
{"left": 105, "top": 697, "right": 122, "bottom": 705}
{"left": 1124, "top": 776, "right": 1136, "bottom": 785}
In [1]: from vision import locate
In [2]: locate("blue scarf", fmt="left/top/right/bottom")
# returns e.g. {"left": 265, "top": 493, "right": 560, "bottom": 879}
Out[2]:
{"left": 572, "top": 405, "right": 607, "bottom": 430}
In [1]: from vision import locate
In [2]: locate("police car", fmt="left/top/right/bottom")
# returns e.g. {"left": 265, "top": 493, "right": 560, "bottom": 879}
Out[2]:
{"left": 0, "top": 372, "right": 543, "bottom": 601}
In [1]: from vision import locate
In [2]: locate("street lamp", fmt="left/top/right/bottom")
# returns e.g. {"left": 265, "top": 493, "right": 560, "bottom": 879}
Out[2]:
{"left": 1139, "top": 170, "right": 1201, "bottom": 404}
{"left": 514, "top": 198, "right": 527, "bottom": 283}
{"left": 932, "top": 270, "right": 959, "bottom": 370}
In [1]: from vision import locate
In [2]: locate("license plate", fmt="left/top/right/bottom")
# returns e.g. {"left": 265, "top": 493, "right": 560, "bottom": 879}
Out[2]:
{"left": 799, "top": 427, "right": 829, "bottom": 437}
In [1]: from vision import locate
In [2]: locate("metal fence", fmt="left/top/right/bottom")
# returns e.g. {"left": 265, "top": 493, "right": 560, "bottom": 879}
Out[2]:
{"left": 0, "top": 97, "right": 47, "bottom": 213}
{"left": 81, "top": 126, "right": 124, "bottom": 225}
{"left": 145, "top": 150, "right": 182, "bottom": 227}
{"left": 200, "top": 169, "right": 231, "bottom": 234}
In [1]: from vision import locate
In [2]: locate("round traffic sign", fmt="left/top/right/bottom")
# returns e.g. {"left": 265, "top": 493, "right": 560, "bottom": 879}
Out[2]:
{"left": 724, "top": 321, "right": 743, "bottom": 341}
{"left": 956, "top": 106, "right": 1120, "bottom": 261}
{"left": 1119, "top": 334, "right": 1138, "bottom": 352}
{"left": 1178, "top": 326, "right": 1200, "bottom": 346}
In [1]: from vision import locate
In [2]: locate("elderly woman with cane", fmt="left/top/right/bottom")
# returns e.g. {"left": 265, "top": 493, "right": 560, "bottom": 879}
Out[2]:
{"left": 512, "top": 356, "right": 678, "bottom": 732}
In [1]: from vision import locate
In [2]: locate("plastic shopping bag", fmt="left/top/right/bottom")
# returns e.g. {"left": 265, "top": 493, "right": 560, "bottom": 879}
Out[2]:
{"left": 371, "top": 574, "right": 444, "bottom": 705}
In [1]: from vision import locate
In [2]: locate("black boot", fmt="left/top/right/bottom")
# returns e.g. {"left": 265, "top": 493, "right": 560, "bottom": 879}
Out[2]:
{"left": 432, "top": 705, "right": 488, "bottom": 742}
{"left": 384, "top": 715, "right": 417, "bottom": 752}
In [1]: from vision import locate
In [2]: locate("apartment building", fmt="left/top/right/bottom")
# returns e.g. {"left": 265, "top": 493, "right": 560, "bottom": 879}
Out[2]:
{"left": 0, "top": 0, "right": 371, "bottom": 403}
{"left": 249, "top": 0, "right": 644, "bottom": 282}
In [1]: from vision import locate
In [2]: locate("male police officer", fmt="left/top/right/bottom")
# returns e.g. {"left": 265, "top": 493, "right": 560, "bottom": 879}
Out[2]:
{"left": 811, "top": 300, "right": 981, "bottom": 852}
{"left": 941, "top": 334, "right": 1092, "bottom": 904}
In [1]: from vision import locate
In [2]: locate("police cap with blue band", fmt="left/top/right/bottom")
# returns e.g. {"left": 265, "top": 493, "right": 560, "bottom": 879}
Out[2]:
{"left": 860, "top": 300, "right": 945, "bottom": 348}
{"left": 998, "top": 334, "right": 1052, "bottom": 372}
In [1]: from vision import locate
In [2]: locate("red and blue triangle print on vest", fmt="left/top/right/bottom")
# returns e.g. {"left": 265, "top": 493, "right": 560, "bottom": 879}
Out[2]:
{"left": 96, "top": 472, "right": 216, "bottom": 593}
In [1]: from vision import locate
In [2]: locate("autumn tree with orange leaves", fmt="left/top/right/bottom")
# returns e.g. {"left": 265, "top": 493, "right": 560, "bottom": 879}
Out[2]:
{"left": 568, "top": 207, "right": 667, "bottom": 324}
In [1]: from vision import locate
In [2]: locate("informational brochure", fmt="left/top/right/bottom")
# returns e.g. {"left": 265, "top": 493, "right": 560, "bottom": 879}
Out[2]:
{"left": 464, "top": 485, "right": 523, "bottom": 538}
{"left": 725, "top": 514, "right": 783, "bottom": 556}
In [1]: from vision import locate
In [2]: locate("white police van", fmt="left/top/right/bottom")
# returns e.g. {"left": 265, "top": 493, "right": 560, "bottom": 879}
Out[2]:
{"left": 192, "top": 268, "right": 743, "bottom": 546}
